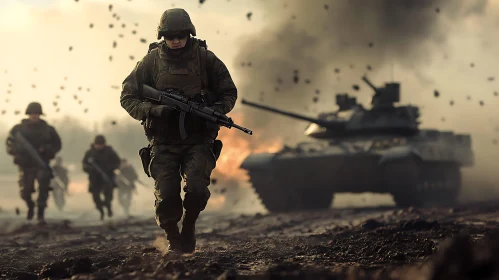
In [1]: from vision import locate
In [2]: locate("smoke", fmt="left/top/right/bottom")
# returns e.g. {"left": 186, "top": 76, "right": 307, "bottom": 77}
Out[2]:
{"left": 234, "top": 0, "right": 488, "bottom": 143}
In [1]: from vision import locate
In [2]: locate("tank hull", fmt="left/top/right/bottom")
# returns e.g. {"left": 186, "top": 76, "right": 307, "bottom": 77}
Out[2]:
{"left": 241, "top": 150, "right": 462, "bottom": 212}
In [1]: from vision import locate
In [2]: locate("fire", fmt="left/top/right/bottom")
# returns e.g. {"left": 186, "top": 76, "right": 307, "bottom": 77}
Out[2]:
{"left": 215, "top": 111, "right": 282, "bottom": 182}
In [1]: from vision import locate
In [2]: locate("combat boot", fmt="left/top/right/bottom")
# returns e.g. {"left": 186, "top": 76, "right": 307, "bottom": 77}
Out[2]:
{"left": 180, "top": 210, "right": 200, "bottom": 253}
{"left": 98, "top": 207, "right": 104, "bottom": 220}
{"left": 27, "top": 205, "right": 34, "bottom": 221}
{"left": 165, "top": 223, "right": 182, "bottom": 256}
{"left": 37, "top": 206, "right": 46, "bottom": 225}
{"left": 107, "top": 206, "right": 113, "bottom": 218}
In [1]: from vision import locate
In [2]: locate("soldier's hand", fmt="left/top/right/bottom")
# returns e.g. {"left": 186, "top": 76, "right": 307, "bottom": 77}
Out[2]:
{"left": 150, "top": 105, "right": 176, "bottom": 117}
{"left": 209, "top": 105, "right": 224, "bottom": 114}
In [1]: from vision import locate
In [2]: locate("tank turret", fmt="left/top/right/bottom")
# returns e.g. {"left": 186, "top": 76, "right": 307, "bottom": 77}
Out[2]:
{"left": 362, "top": 76, "right": 400, "bottom": 108}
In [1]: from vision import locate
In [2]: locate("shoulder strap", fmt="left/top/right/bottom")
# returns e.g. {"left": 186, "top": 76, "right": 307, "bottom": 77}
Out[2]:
{"left": 198, "top": 40, "right": 209, "bottom": 91}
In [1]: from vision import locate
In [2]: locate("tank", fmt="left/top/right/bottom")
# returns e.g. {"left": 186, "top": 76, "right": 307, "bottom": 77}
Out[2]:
{"left": 240, "top": 76, "right": 474, "bottom": 212}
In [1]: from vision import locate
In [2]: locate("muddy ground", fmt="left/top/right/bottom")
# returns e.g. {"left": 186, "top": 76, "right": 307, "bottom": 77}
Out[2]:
{"left": 1, "top": 203, "right": 499, "bottom": 280}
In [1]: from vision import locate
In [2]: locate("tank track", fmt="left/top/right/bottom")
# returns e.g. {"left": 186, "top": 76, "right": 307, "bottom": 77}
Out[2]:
{"left": 247, "top": 171, "right": 335, "bottom": 212}
{"left": 391, "top": 162, "right": 461, "bottom": 208}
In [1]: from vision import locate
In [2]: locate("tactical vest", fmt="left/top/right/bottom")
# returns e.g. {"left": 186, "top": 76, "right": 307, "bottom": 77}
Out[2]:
{"left": 145, "top": 39, "right": 217, "bottom": 144}
{"left": 18, "top": 119, "right": 52, "bottom": 150}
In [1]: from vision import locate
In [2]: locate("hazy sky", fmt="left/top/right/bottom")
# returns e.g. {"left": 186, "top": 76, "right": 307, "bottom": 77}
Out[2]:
{"left": 0, "top": 0, "right": 266, "bottom": 128}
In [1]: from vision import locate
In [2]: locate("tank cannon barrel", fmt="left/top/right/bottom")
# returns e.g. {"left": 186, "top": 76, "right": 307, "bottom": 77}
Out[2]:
{"left": 241, "top": 99, "right": 341, "bottom": 129}
{"left": 362, "top": 76, "right": 379, "bottom": 93}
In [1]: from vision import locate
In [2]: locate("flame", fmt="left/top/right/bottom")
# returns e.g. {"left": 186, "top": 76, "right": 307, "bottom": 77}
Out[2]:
{"left": 68, "top": 180, "right": 88, "bottom": 194}
{"left": 215, "top": 111, "right": 282, "bottom": 182}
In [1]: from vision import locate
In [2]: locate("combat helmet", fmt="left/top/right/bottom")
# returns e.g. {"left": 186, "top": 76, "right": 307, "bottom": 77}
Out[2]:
{"left": 157, "top": 8, "right": 196, "bottom": 40}
{"left": 94, "top": 135, "right": 106, "bottom": 145}
{"left": 25, "top": 102, "right": 43, "bottom": 115}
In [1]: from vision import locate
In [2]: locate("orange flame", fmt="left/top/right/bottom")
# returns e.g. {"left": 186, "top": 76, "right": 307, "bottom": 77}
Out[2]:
{"left": 214, "top": 111, "right": 282, "bottom": 182}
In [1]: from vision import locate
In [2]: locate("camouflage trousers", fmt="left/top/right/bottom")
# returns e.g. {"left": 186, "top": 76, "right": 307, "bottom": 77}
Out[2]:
{"left": 117, "top": 187, "right": 133, "bottom": 215}
{"left": 149, "top": 143, "right": 216, "bottom": 229}
{"left": 89, "top": 182, "right": 114, "bottom": 211}
{"left": 18, "top": 166, "right": 51, "bottom": 208}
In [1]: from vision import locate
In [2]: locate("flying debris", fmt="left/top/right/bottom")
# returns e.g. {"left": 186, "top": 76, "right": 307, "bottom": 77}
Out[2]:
{"left": 109, "top": 4, "right": 113, "bottom": 12}
{"left": 305, "top": 79, "right": 311, "bottom": 84}
{"left": 122, "top": 24, "right": 126, "bottom": 28}
{"left": 14, "top": 110, "right": 20, "bottom": 115}
{"left": 78, "top": 100, "right": 83, "bottom": 105}
{"left": 53, "top": 101, "right": 58, "bottom": 106}
{"left": 479, "top": 100, "right": 484, "bottom": 106}
{"left": 334, "top": 68, "right": 340, "bottom": 74}
{"left": 315, "top": 89, "right": 320, "bottom": 94}
{"left": 60, "top": 86, "right": 65, "bottom": 90}
{"left": 210, "top": 178, "right": 217, "bottom": 185}
{"left": 368, "top": 42, "right": 374, "bottom": 48}
{"left": 84, "top": 108, "right": 88, "bottom": 113}
{"left": 352, "top": 85, "right": 360, "bottom": 91}
{"left": 111, "top": 120, "right": 117, "bottom": 125}
{"left": 86, "top": 88, "right": 90, "bottom": 92}
{"left": 129, "top": 55, "right": 135, "bottom": 60}
{"left": 15, "top": 207, "right": 20, "bottom": 215}
{"left": 113, "top": 41, "right": 117, "bottom": 48}
{"left": 109, "top": 56, "right": 113, "bottom": 62}
{"left": 470, "top": 63, "right": 475, "bottom": 68}
{"left": 118, "top": 34, "right": 124, "bottom": 38}
{"left": 488, "top": 76, "right": 495, "bottom": 81}
{"left": 433, "top": 90, "right": 440, "bottom": 98}
{"left": 109, "top": 24, "right": 114, "bottom": 28}
{"left": 1, "top": 110, "right": 5, "bottom": 115}
{"left": 494, "top": 91, "right": 498, "bottom": 96}
{"left": 73, "top": 95, "right": 78, "bottom": 100}
{"left": 140, "top": 38, "right": 147, "bottom": 43}
{"left": 493, "top": 139, "right": 498, "bottom": 145}
{"left": 312, "top": 97, "right": 319, "bottom": 103}
{"left": 274, "top": 87, "right": 279, "bottom": 92}
{"left": 31, "top": 84, "right": 36, "bottom": 88}
{"left": 246, "top": 12, "right": 253, "bottom": 20}
{"left": 69, "top": 46, "right": 73, "bottom": 51}
{"left": 450, "top": 100, "right": 454, "bottom": 106}
{"left": 435, "top": 7, "right": 440, "bottom": 13}
{"left": 78, "top": 87, "right": 82, "bottom": 91}
{"left": 132, "top": 30, "right": 137, "bottom": 35}
{"left": 55, "top": 108, "right": 60, "bottom": 112}
{"left": 367, "top": 65, "right": 372, "bottom": 71}
{"left": 324, "top": 4, "right": 329, "bottom": 10}
{"left": 89, "top": 23, "right": 94, "bottom": 28}
{"left": 134, "top": 23, "right": 139, "bottom": 27}
{"left": 441, "top": 117, "right": 445, "bottom": 122}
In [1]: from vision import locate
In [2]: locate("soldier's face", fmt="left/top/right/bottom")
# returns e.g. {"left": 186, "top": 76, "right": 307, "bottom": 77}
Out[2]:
{"left": 164, "top": 32, "right": 189, "bottom": 49}
{"left": 29, "top": 114, "right": 40, "bottom": 122}
{"left": 94, "top": 144, "right": 105, "bottom": 150}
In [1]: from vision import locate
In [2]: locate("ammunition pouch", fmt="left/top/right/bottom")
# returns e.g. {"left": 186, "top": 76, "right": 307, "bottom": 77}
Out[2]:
{"left": 138, "top": 146, "right": 152, "bottom": 177}
{"left": 213, "top": 140, "right": 223, "bottom": 161}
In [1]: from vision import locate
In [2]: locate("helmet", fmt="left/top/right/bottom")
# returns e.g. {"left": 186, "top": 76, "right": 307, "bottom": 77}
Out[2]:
{"left": 25, "top": 102, "right": 43, "bottom": 115}
{"left": 157, "top": 8, "right": 196, "bottom": 40}
{"left": 94, "top": 135, "right": 106, "bottom": 145}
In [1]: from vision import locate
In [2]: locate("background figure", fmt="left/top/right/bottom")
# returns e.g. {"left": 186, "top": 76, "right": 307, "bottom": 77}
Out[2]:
{"left": 51, "top": 156, "right": 69, "bottom": 211}
{"left": 5, "top": 102, "right": 62, "bottom": 223}
{"left": 82, "top": 135, "right": 120, "bottom": 220}
{"left": 115, "top": 158, "right": 139, "bottom": 216}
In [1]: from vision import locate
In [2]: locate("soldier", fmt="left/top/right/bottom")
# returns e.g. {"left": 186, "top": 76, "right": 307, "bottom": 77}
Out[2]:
{"left": 5, "top": 102, "right": 62, "bottom": 223}
{"left": 82, "top": 135, "right": 121, "bottom": 220}
{"left": 51, "top": 156, "right": 69, "bottom": 211}
{"left": 120, "top": 8, "right": 237, "bottom": 255}
{"left": 116, "top": 158, "right": 139, "bottom": 216}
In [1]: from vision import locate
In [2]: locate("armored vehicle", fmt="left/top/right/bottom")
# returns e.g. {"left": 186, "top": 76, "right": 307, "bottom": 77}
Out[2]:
{"left": 240, "top": 76, "right": 474, "bottom": 212}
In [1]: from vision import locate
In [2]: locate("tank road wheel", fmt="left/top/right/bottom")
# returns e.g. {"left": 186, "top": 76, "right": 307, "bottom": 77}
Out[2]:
{"left": 247, "top": 172, "right": 334, "bottom": 212}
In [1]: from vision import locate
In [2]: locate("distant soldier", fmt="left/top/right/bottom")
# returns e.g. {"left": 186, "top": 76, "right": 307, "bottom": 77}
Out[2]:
{"left": 115, "top": 158, "right": 139, "bottom": 216}
{"left": 82, "top": 135, "right": 120, "bottom": 220}
{"left": 5, "top": 102, "right": 62, "bottom": 223}
{"left": 51, "top": 156, "right": 69, "bottom": 211}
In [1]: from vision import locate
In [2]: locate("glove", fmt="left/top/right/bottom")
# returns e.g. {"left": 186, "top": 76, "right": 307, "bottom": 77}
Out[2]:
{"left": 209, "top": 105, "right": 224, "bottom": 114}
{"left": 150, "top": 105, "right": 175, "bottom": 118}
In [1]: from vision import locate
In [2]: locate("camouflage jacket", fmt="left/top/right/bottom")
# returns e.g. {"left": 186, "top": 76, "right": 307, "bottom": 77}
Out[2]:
{"left": 5, "top": 119, "right": 61, "bottom": 167}
{"left": 120, "top": 38, "right": 237, "bottom": 144}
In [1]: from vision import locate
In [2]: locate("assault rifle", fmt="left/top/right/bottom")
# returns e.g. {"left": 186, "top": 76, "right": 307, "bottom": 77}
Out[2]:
{"left": 87, "top": 157, "right": 115, "bottom": 187}
{"left": 142, "top": 85, "right": 253, "bottom": 139}
{"left": 13, "top": 131, "right": 53, "bottom": 177}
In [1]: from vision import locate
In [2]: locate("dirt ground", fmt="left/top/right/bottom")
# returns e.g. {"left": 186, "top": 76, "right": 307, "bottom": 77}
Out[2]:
{"left": 1, "top": 201, "right": 499, "bottom": 280}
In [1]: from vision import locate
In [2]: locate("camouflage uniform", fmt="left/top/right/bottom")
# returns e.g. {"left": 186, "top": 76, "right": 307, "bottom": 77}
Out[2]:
{"left": 5, "top": 102, "right": 61, "bottom": 221}
{"left": 120, "top": 8, "right": 237, "bottom": 253}
{"left": 116, "top": 160, "right": 139, "bottom": 216}
{"left": 82, "top": 135, "right": 121, "bottom": 220}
